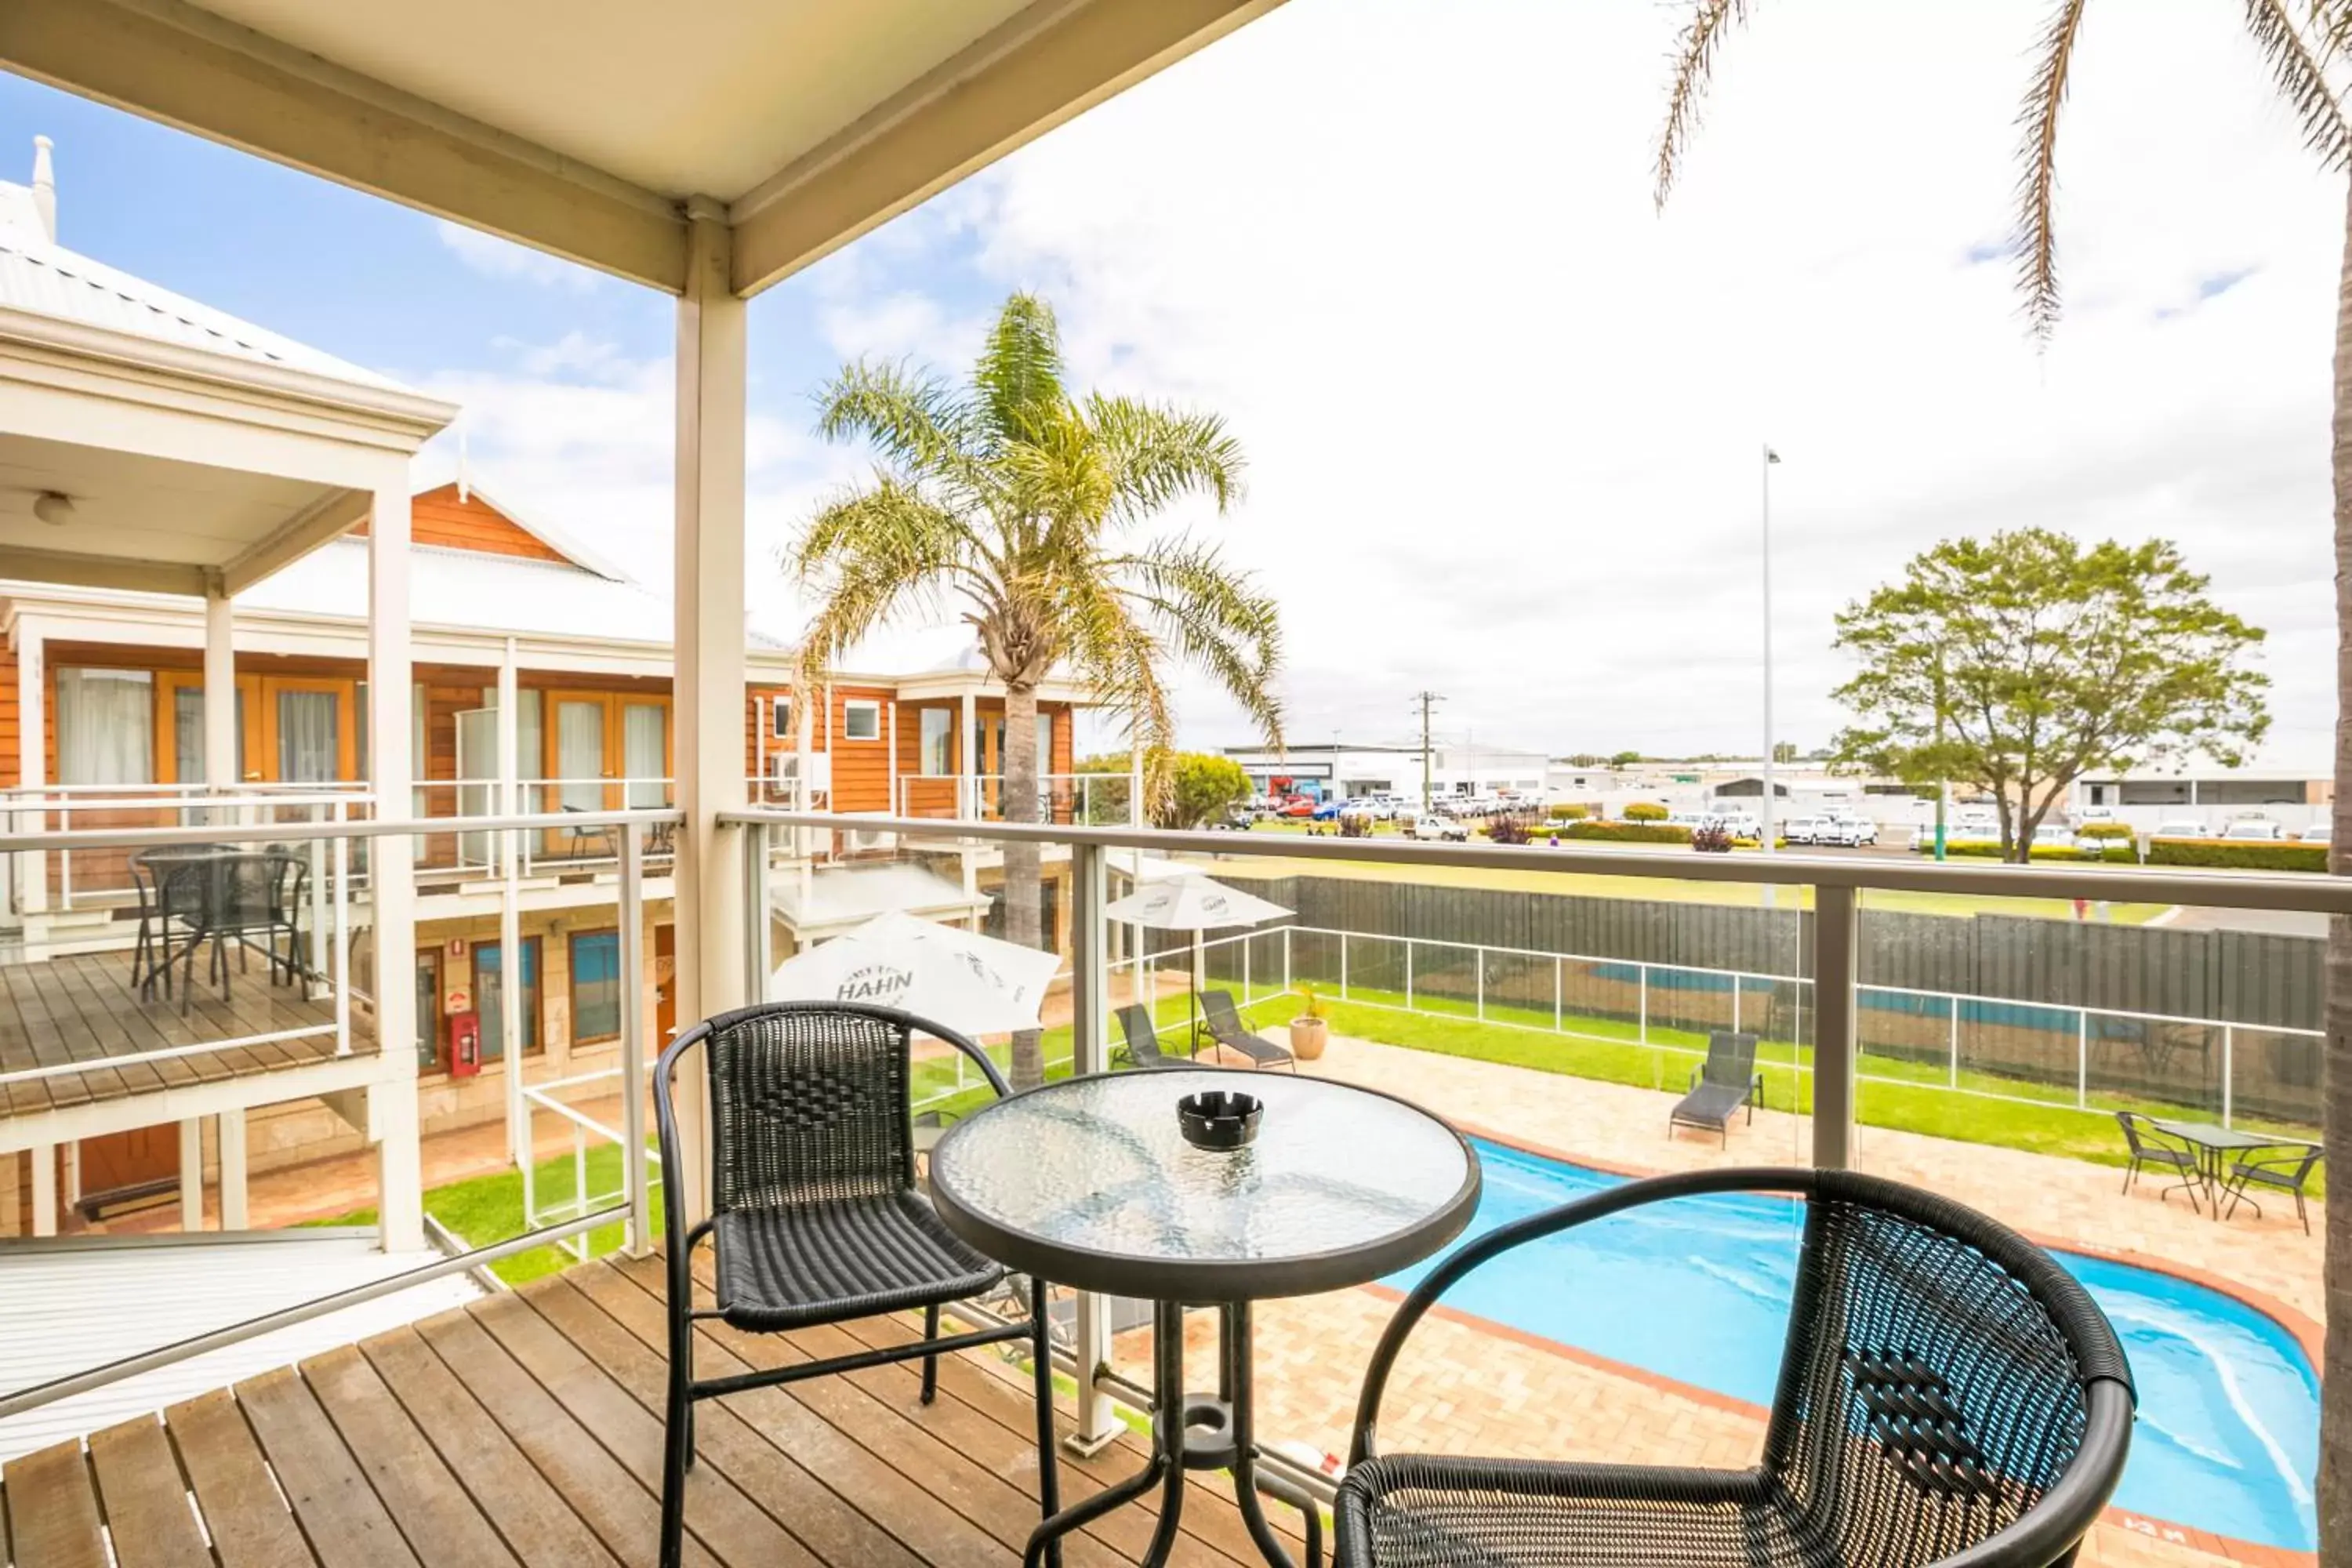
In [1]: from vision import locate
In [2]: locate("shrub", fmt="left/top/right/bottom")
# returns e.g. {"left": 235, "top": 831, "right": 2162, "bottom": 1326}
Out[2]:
{"left": 1485, "top": 813, "right": 1540, "bottom": 845}
{"left": 1926, "top": 840, "right": 2136, "bottom": 863}
{"left": 1690, "top": 822, "right": 1733, "bottom": 854}
{"left": 2076, "top": 822, "right": 2135, "bottom": 840}
{"left": 1336, "top": 813, "right": 1373, "bottom": 838}
{"left": 1547, "top": 802, "right": 1588, "bottom": 821}
{"left": 1563, "top": 819, "right": 1693, "bottom": 844}
{"left": 2146, "top": 838, "right": 2328, "bottom": 873}
{"left": 1623, "top": 801, "right": 1669, "bottom": 822}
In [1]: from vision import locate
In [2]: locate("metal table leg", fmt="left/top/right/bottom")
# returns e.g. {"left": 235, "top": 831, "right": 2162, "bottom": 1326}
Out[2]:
{"left": 1020, "top": 1298, "right": 1322, "bottom": 1568}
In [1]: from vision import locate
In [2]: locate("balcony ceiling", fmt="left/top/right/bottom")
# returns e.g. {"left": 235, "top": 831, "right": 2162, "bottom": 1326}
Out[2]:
{"left": 0, "top": 0, "right": 1283, "bottom": 296}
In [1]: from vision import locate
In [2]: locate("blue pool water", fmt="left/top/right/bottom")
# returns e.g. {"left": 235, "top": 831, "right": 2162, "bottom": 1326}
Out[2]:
{"left": 1384, "top": 1140, "right": 2321, "bottom": 1551}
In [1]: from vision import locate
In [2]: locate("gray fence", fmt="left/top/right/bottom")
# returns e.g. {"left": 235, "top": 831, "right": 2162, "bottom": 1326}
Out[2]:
{"left": 1146, "top": 874, "right": 2325, "bottom": 1127}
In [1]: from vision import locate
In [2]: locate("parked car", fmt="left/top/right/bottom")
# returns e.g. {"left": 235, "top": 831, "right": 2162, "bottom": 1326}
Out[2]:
{"left": 1716, "top": 812, "right": 1762, "bottom": 840}
{"left": 2152, "top": 818, "right": 2208, "bottom": 839}
{"left": 2032, "top": 825, "right": 2077, "bottom": 849}
{"left": 1409, "top": 810, "right": 1469, "bottom": 842}
{"left": 2221, "top": 818, "right": 2285, "bottom": 842}
{"left": 1276, "top": 795, "right": 1316, "bottom": 819}
{"left": 2300, "top": 822, "right": 2330, "bottom": 844}
{"left": 1310, "top": 798, "right": 1349, "bottom": 821}
{"left": 1784, "top": 816, "right": 1828, "bottom": 846}
{"left": 1814, "top": 816, "right": 1878, "bottom": 848}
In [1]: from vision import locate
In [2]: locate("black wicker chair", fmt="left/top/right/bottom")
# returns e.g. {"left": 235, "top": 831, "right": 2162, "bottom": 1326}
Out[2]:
{"left": 654, "top": 1001, "right": 1062, "bottom": 1568}
{"left": 2115, "top": 1111, "right": 2203, "bottom": 1211}
{"left": 1337, "top": 1168, "right": 2134, "bottom": 1568}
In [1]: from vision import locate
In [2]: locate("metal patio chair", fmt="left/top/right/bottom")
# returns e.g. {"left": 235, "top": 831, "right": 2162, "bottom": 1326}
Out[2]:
{"left": 2115, "top": 1111, "right": 2204, "bottom": 1211}
{"left": 1200, "top": 988, "right": 1296, "bottom": 1070}
{"left": 1114, "top": 1002, "right": 1186, "bottom": 1069}
{"left": 654, "top": 1000, "right": 1062, "bottom": 1568}
{"left": 1338, "top": 1167, "right": 2135, "bottom": 1568}
{"left": 2222, "top": 1142, "right": 2324, "bottom": 1234}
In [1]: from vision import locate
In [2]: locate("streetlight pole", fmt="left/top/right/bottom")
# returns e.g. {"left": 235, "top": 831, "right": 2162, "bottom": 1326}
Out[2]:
{"left": 1761, "top": 445, "right": 1781, "bottom": 854}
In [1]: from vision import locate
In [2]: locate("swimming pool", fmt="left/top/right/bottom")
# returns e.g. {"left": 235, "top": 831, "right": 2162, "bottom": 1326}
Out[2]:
{"left": 1383, "top": 1139, "right": 2320, "bottom": 1552}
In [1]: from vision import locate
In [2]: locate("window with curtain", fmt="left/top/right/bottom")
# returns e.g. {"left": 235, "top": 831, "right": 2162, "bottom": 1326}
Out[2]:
{"left": 1036, "top": 711, "right": 1054, "bottom": 771}
{"left": 842, "top": 700, "right": 880, "bottom": 742}
{"left": 415, "top": 953, "right": 442, "bottom": 1069}
{"left": 554, "top": 698, "right": 604, "bottom": 811}
{"left": 472, "top": 939, "right": 541, "bottom": 1059}
{"left": 920, "top": 709, "right": 952, "bottom": 775}
{"left": 516, "top": 689, "right": 543, "bottom": 797}
{"left": 570, "top": 931, "right": 622, "bottom": 1042}
{"left": 277, "top": 689, "right": 341, "bottom": 782}
{"left": 170, "top": 686, "right": 248, "bottom": 785}
{"left": 770, "top": 695, "right": 792, "bottom": 739}
{"left": 622, "top": 702, "right": 667, "bottom": 807}
{"left": 56, "top": 668, "right": 154, "bottom": 785}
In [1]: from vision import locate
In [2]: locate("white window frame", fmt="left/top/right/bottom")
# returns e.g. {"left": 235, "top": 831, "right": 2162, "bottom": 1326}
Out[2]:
{"left": 841, "top": 699, "right": 882, "bottom": 742}
{"left": 770, "top": 695, "right": 793, "bottom": 739}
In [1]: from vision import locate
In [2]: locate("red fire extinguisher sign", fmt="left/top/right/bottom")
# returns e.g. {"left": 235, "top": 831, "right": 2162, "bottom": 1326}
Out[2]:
{"left": 448, "top": 1011, "right": 482, "bottom": 1077}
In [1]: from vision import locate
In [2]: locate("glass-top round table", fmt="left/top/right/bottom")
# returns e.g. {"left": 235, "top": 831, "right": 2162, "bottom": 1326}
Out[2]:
{"left": 929, "top": 1068, "right": 1481, "bottom": 1568}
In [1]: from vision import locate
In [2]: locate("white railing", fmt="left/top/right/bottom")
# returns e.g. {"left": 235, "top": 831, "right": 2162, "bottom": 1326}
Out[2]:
{"left": 726, "top": 804, "right": 2352, "bottom": 1460}
{"left": 518, "top": 1065, "right": 664, "bottom": 1262}
{"left": 2, "top": 786, "right": 372, "bottom": 914}
{"left": 0, "top": 803, "right": 676, "bottom": 1425}
{"left": 894, "top": 771, "right": 1137, "bottom": 827}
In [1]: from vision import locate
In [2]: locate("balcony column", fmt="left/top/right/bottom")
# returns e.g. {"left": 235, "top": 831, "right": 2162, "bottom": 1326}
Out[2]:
{"left": 1811, "top": 884, "right": 1858, "bottom": 1170}
{"left": 202, "top": 574, "right": 237, "bottom": 797}
{"left": 366, "top": 472, "right": 423, "bottom": 1252}
{"left": 960, "top": 690, "right": 978, "bottom": 818}
{"left": 499, "top": 637, "right": 524, "bottom": 1162}
{"left": 670, "top": 202, "right": 749, "bottom": 1228}
{"left": 16, "top": 624, "right": 45, "bottom": 919}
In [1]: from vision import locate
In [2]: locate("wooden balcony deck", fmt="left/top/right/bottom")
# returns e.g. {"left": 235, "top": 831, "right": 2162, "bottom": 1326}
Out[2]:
{"left": 0, "top": 1251, "right": 1311, "bottom": 1567}
{"left": 0, "top": 949, "right": 365, "bottom": 1121}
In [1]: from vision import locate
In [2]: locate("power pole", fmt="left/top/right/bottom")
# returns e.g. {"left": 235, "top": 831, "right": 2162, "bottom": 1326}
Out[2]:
{"left": 1410, "top": 691, "right": 1445, "bottom": 812}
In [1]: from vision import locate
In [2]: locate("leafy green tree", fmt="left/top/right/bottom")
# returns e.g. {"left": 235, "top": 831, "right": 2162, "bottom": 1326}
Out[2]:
{"left": 792, "top": 293, "right": 1284, "bottom": 1087}
{"left": 1608, "top": 750, "right": 1643, "bottom": 768}
{"left": 1829, "top": 530, "right": 2267, "bottom": 861}
{"left": 1154, "top": 752, "right": 1251, "bottom": 829}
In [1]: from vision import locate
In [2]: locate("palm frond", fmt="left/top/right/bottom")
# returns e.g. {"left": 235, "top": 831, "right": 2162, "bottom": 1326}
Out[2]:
{"left": 1119, "top": 538, "right": 1286, "bottom": 750}
{"left": 2013, "top": 0, "right": 2089, "bottom": 343}
{"left": 973, "top": 292, "right": 1068, "bottom": 446}
{"left": 1058, "top": 578, "right": 1178, "bottom": 776}
{"left": 1653, "top": 0, "right": 1753, "bottom": 212}
{"left": 2304, "top": 0, "right": 2352, "bottom": 63}
{"left": 815, "top": 360, "right": 988, "bottom": 499}
{"left": 1087, "top": 394, "right": 1249, "bottom": 525}
{"left": 2245, "top": 0, "right": 2352, "bottom": 169}
{"left": 789, "top": 480, "right": 970, "bottom": 677}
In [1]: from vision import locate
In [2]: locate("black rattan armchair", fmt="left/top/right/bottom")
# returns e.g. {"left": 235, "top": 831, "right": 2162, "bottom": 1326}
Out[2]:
{"left": 654, "top": 1001, "right": 1062, "bottom": 1568}
{"left": 1337, "top": 1168, "right": 2134, "bottom": 1568}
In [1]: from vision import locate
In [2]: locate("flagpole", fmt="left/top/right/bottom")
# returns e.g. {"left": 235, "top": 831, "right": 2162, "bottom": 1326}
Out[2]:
{"left": 1761, "top": 444, "right": 1780, "bottom": 856}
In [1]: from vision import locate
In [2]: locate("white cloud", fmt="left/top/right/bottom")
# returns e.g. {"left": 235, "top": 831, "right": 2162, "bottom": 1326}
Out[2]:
{"left": 435, "top": 220, "right": 600, "bottom": 291}
{"left": 927, "top": 0, "right": 2342, "bottom": 764}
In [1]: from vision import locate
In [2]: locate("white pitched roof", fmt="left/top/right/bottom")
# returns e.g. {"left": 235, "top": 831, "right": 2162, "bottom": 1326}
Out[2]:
{"left": 0, "top": 173, "right": 415, "bottom": 394}
{"left": 408, "top": 449, "right": 631, "bottom": 584}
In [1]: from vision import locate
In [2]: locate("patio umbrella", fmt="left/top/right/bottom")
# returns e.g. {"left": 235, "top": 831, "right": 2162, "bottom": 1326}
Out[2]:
{"left": 768, "top": 909, "right": 1059, "bottom": 1037}
{"left": 1103, "top": 874, "right": 1292, "bottom": 1052}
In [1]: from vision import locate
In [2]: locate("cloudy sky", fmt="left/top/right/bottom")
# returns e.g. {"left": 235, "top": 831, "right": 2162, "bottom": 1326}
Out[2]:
{"left": 0, "top": 0, "right": 2339, "bottom": 764}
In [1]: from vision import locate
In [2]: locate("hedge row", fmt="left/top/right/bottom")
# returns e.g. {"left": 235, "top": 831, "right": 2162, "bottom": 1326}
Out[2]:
{"left": 1546, "top": 802, "right": 1592, "bottom": 820}
{"left": 1563, "top": 820, "right": 1693, "bottom": 844}
{"left": 2147, "top": 838, "right": 2328, "bottom": 873}
{"left": 1921, "top": 840, "right": 2136, "bottom": 863}
{"left": 2076, "top": 822, "right": 2136, "bottom": 840}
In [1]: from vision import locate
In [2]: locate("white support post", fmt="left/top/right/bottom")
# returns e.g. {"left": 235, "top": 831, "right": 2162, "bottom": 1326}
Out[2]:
{"left": 2076, "top": 1011, "right": 2089, "bottom": 1110}
{"left": 670, "top": 204, "right": 750, "bottom": 1231}
{"left": 367, "top": 474, "right": 423, "bottom": 1254}
{"left": 2221, "top": 1025, "right": 2234, "bottom": 1127}
{"left": 886, "top": 700, "right": 898, "bottom": 816}
{"left": 307, "top": 800, "right": 329, "bottom": 1000}
{"left": 1948, "top": 996, "right": 1961, "bottom": 1088}
{"left": 499, "top": 640, "right": 524, "bottom": 1162}
{"left": 17, "top": 625, "right": 45, "bottom": 919}
{"left": 202, "top": 576, "right": 237, "bottom": 809}
{"left": 620, "top": 829, "right": 652, "bottom": 1256}
{"left": 742, "top": 823, "right": 772, "bottom": 1004}
{"left": 178, "top": 1117, "right": 204, "bottom": 1232}
{"left": 29, "top": 1142, "right": 56, "bottom": 1237}
{"left": 1812, "top": 884, "right": 1859, "bottom": 1171}
{"left": 218, "top": 1108, "right": 248, "bottom": 1232}
{"left": 1066, "top": 842, "right": 1120, "bottom": 1452}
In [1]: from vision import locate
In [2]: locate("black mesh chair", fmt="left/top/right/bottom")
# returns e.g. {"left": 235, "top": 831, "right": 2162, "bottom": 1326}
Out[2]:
{"left": 1668, "top": 1030, "right": 1764, "bottom": 1145}
{"left": 2115, "top": 1111, "right": 2203, "bottom": 1210}
{"left": 1114, "top": 1002, "right": 1185, "bottom": 1069}
{"left": 2222, "top": 1142, "right": 2324, "bottom": 1234}
{"left": 654, "top": 1001, "right": 1062, "bottom": 1568}
{"left": 1337, "top": 1168, "right": 2134, "bottom": 1568}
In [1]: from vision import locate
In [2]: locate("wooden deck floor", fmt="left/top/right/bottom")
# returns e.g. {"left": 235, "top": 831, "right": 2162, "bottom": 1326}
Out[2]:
{"left": 0, "top": 949, "right": 365, "bottom": 1120}
{"left": 0, "top": 1251, "right": 1311, "bottom": 1568}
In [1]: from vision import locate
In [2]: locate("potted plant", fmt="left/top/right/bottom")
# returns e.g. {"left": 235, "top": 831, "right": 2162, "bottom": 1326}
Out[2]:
{"left": 1289, "top": 985, "right": 1330, "bottom": 1061}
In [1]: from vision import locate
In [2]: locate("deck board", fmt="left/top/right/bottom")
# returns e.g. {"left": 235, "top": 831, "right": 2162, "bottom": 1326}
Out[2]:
{"left": 0, "top": 949, "right": 368, "bottom": 1125}
{"left": 0, "top": 1257, "right": 1303, "bottom": 1568}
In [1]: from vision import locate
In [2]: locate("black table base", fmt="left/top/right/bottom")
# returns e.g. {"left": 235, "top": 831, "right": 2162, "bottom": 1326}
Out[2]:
{"left": 1025, "top": 1299, "right": 1322, "bottom": 1568}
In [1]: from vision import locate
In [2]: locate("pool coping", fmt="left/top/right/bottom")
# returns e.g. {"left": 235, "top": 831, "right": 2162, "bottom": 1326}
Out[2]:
{"left": 1428, "top": 1120, "right": 2321, "bottom": 1568}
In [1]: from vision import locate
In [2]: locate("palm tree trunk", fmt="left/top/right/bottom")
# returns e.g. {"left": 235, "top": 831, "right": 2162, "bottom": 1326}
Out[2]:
{"left": 2320, "top": 172, "right": 2352, "bottom": 1568}
{"left": 1001, "top": 684, "right": 1046, "bottom": 1089}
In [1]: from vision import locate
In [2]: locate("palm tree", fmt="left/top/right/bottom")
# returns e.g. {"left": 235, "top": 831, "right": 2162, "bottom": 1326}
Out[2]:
{"left": 1654, "top": 3, "right": 2352, "bottom": 1556}
{"left": 792, "top": 292, "right": 1284, "bottom": 1089}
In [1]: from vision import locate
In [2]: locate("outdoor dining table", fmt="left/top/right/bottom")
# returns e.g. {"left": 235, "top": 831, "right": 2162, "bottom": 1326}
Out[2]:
{"left": 927, "top": 1066, "right": 1482, "bottom": 1568}
{"left": 2147, "top": 1116, "right": 2308, "bottom": 1218}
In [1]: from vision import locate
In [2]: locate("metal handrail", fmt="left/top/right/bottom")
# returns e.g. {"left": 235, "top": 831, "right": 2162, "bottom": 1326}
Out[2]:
{"left": 720, "top": 807, "right": 2352, "bottom": 913}
{"left": 0, "top": 807, "right": 682, "bottom": 855}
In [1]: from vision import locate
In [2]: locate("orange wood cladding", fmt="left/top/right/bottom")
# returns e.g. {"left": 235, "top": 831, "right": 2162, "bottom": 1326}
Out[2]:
{"left": 350, "top": 484, "right": 572, "bottom": 564}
